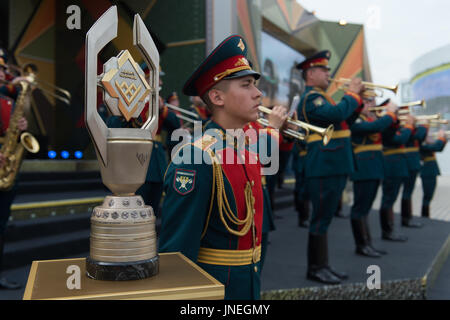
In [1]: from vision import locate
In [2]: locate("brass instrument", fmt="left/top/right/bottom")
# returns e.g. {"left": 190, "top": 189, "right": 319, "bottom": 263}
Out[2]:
{"left": 399, "top": 114, "right": 441, "bottom": 121}
{"left": 429, "top": 119, "right": 449, "bottom": 125}
{"left": 164, "top": 102, "right": 200, "bottom": 123}
{"left": 257, "top": 105, "right": 334, "bottom": 145}
{"left": 401, "top": 99, "right": 427, "bottom": 109}
{"left": 430, "top": 130, "right": 450, "bottom": 139}
{"left": 0, "top": 76, "right": 40, "bottom": 191}
{"left": 6, "top": 63, "right": 71, "bottom": 105}
{"left": 369, "top": 99, "right": 426, "bottom": 117}
{"left": 257, "top": 117, "right": 306, "bottom": 141}
{"left": 329, "top": 77, "right": 398, "bottom": 97}
{"left": 418, "top": 115, "right": 441, "bottom": 122}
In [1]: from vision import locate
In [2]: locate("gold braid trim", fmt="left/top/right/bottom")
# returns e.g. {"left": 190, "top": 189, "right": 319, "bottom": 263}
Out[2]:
{"left": 201, "top": 148, "right": 255, "bottom": 238}
{"left": 301, "top": 89, "right": 321, "bottom": 125}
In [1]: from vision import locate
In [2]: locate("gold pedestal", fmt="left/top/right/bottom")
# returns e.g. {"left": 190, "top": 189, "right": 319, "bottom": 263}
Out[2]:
{"left": 23, "top": 252, "right": 224, "bottom": 300}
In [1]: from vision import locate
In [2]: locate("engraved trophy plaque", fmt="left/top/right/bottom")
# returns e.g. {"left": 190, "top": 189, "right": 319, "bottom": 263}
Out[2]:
{"left": 84, "top": 6, "right": 159, "bottom": 280}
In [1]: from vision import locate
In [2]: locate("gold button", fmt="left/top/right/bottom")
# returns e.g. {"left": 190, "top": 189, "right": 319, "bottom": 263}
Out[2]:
{"left": 254, "top": 266, "right": 258, "bottom": 272}
{"left": 155, "top": 144, "right": 158, "bottom": 148}
{"left": 251, "top": 180, "right": 255, "bottom": 186}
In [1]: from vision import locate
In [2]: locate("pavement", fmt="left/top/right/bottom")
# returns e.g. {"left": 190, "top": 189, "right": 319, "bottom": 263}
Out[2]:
{"left": 260, "top": 201, "right": 450, "bottom": 298}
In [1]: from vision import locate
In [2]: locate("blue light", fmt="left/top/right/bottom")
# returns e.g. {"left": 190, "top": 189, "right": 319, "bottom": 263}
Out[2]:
{"left": 61, "top": 151, "right": 70, "bottom": 159}
{"left": 74, "top": 151, "right": 83, "bottom": 159}
{"left": 48, "top": 150, "right": 57, "bottom": 159}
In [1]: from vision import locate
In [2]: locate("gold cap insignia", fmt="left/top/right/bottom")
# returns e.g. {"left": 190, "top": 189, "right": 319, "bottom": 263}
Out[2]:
{"left": 237, "top": 38, "right": 245, "bottom": 51}
{"left": 234, "top": 57, "right": 249, "bottom": 67}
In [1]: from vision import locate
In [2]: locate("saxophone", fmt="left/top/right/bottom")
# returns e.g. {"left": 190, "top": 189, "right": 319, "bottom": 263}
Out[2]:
{"left": 0, "top": 77, "right": 40, "bottom": 191}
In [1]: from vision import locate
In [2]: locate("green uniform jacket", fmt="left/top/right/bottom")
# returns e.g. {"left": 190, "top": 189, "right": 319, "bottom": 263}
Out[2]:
{"left": 420, "top": 139, "right": 447, "bottom": 177}
{"left": 404, "top": 126, "right": 428, "bottom": 172}
{"left": 350, "top": 113, "right": 395, "bottom": 181}
{"left": 147, "top": 106, "right": 181, "bottom": 183}
{"left": 298, "top": 86, "right": 362, "bottom": 178}
{"left": 159, "top": 121, "right": 271, "bottom": 300}
{"left": 381, "top": 124, "right": 413, "bottom": 178}
{"left": 291, "top": 140, "right": 307, "bottom": 174}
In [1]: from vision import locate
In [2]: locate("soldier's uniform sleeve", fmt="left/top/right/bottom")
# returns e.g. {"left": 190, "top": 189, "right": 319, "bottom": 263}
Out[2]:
{"left": 158, "top": 144, "right": 213, "bottom": 262}
{"left": 413, "top": 125, "right": 428, "bottom": 142}
{"left": 420, "top": 138, "right": 446, "bottom": 152}
{"left": 351, "top": 113, "right": 396, "bottom": 134}
{"left": 165, "top": 110, "right": 182, "bottom": 130}
{"left": 106, "top": 115, "right": 126, "bottom": 128}
{"left": 303, "top": 91, "right": 362, "bottom": 123}
{"left": 391, "top": 125, "right": 413, "bottom": 145}
{"left": 163, "top": 110, "right": 182, "bottom": 151}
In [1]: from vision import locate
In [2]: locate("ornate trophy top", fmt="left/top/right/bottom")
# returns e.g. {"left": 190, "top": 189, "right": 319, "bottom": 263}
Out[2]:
{"left": 85, "top": 6, "right": 159, "bottom": 195}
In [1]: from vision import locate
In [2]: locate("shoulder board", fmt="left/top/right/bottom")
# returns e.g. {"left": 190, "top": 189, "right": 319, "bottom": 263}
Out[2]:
{"left": 192, "top": 133, "right": 218, "bottom": 151}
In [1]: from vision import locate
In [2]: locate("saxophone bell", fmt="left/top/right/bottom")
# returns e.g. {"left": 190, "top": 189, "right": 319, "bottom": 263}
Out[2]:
{"left": 20, "top": 132, "right": 40, "bottom": 153}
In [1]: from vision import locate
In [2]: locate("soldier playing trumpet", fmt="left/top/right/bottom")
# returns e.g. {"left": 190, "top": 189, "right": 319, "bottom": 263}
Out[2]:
{"left": 419, "top": 129, "right": 447, "bottom": 218}
{"left": 379, "top": 99, "right": 415, "bottom": 241}
{"left": 296, "top": 50, "right": 364, "bottom": 285}
{"left": 349, "top": 95, "right": 398, "bottom": 257}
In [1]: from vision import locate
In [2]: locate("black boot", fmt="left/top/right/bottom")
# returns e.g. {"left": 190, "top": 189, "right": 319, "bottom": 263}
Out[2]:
{"left": 351, "top": 219, "right": 381, "bottom": 258}
{"left": 421, "top": 205, "right": 430, "bottom": 218}
{"left": 306, "top": 233, "right": 341, "bottom": 285}
{"left": 0, "top": 235, "right": 22, "bottom": 290}
{"left": 363, "top": 216, "right": 387, "bottom": 255}
{"left": 380, "top": 208, "right": 408, "bottom": 242}
{"left": 401, "top": 199, "right": 423, "bottom": 228}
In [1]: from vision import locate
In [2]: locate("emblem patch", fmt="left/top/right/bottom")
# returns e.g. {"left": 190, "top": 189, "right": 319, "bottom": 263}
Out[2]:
{"left": 313, "top": 97, "right": 324, "bottom": 107}
{"left": 173, "top": 169, "right": 196, "bottom": 195}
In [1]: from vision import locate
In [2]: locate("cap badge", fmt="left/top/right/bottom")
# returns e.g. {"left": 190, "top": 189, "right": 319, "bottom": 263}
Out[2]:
{"left": 237, "top": 39, "right": 245, "bottom": 51}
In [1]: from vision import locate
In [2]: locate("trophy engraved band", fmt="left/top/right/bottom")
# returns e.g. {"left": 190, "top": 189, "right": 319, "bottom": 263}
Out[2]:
{"left": 84, "top": 6, "right": 160, "bottom": 281}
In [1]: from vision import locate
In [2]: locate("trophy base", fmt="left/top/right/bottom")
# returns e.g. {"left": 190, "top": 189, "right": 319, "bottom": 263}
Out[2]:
{"left": 86, "top": 255, "right": 159, "bottom": 281}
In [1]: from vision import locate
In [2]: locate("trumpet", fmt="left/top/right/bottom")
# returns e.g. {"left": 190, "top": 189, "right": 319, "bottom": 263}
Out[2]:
{"left": 429, "top": 119, "right": 449, "bottom": 125}
{"left": 0, "top": 67, "right": 71, "bottom": 105}
{"left": 399, "top": 113, "right": 442, "bottom": 123}
{"left": 400, "top": 99, "right": 427, "bottom": 109}
{"left": 430, "top": 130, "right": 450, "bottom": 139}
{"left": 257, "top": 105, "right": 334, "bottom": 145}
{"left": 329, "top": 77, "right": 398, "bottom": 97}
{"left": 164, "top": 102, "right": 200, "bottom": 123}
{"left": 257, "top": 117, "right": 306, "bottom": 141}
{"left": 369, "top": 99, "right": 427, "bottom": 117}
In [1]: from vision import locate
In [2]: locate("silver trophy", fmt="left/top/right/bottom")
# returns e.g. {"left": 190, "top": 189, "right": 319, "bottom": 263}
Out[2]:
{"left": 84, "top": 6, "right": 159, "bottom": 280}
